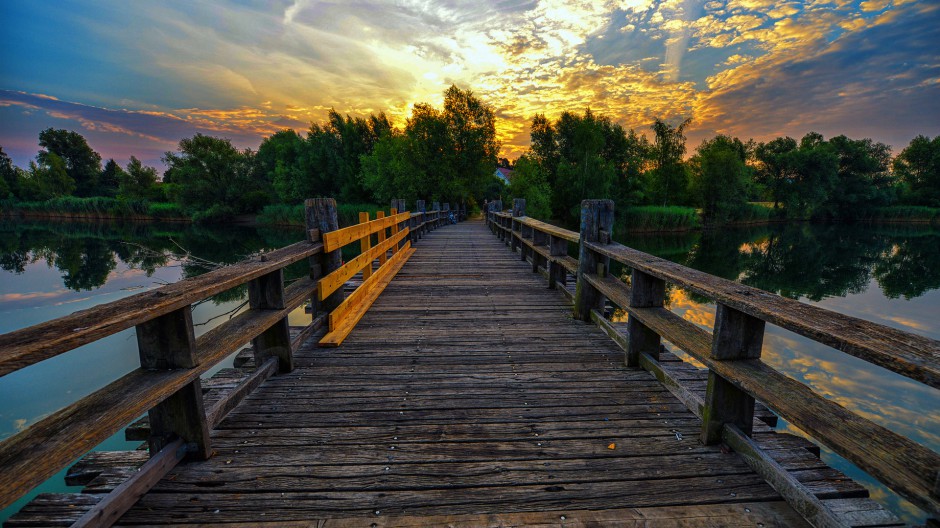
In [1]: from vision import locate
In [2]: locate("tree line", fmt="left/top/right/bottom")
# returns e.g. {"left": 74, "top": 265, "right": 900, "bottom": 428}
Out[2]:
{"left": 509, "top": 109, "right": 940, "bottom": 225}
{"left": 0, "top": 85, "right": 499, "bottom": 222}
{"left": 1, "top": 85, "right": 938, "bottom": 226}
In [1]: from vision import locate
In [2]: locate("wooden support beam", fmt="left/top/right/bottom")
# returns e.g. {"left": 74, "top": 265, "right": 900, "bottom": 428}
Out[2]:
{"left": 359, "top": 212, "right": 373, "bottom": 280}
{"left": 548, "top": 234, "right": 568, "bottom": 290}
{"left": 701, "top": 303, "right": 765, "bottom": 444}
{"left": 69, "top": 438, "right": 189, "bottom": 528}
{"left": 376, "top": 210, "right": 387, "bottom": 265}
{"left": 626, "top": 269, "right": 665, "bottom": 367}
{"left": 511, "top": 199, "right": 524, "bottom": 253}
{"left": 306, "top": 198, "right": 343, "bottom": 315}
{"left": 573, "top": 199, "right": 614, "bottom": 321}
{"left": 532, "top": 227, "right": 547, "bottom": 274}
{"left": 135, "top": 307, "right": 210, "bottom": 460}
{"left": 248, "top": 268, "right": 293, "bottom": 373}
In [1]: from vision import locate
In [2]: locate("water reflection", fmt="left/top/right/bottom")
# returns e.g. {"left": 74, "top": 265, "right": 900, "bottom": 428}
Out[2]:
{"left": 0, "top": 220, "right": 307, "bottom": 299}
{"left": 621, "top": 223, "right": 940, "bottom": 302}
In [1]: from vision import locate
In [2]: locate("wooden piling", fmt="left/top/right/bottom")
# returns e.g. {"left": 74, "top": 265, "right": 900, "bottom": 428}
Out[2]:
{"left": 573, "top": 199, "right": 614, "bottom": 321}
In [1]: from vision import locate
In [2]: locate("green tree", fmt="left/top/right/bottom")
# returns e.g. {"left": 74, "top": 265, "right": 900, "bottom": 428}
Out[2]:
{"left": 256, "top": 129, "right": 308, "bottom": 202}
{"left": 163, "top": 134, "right": 265, "bottom": 219}
{"left": 689, "top": 135, "right": 751, "bottom": 224}
{"left": 648, "top": 118, "right": 691, "bottom": 206}
{"left": 37, "top": 128, "right": 101, "bottom": 197}
{"left": 893, "top": 135, "right": 940, "bottom": 206}
{"left": 21, "top": 152, "right": 75, "bottom": 200}
{"left": 782, "top": 132, "right": 838, "bottom": 218}
{"left": 0, "top": 146, "right": 18, "bottom": 199}
{"left": 821, "top": 135, "right": 893, "bottom": 219}
{"left": 98, "top": 159, "right": 124, "bottom": 198}
{"left": 119, "top": 156, "right": 157, "bottom": 201}
{"left": 754, "top": 137, "right": 798, "bottom": 210}
{"left": 360, "top": 131, "right": 420, "bottom": 204}
{"left": 530, "top": 113, "right": 560, "bottom": 190}
{"left": 442, "top": 85, "right": 499, "bottom": 205}
{"left": 552, "top": 109, "right": 617, "bottom": 220}
{"left": 507, "top": 154, "right": 551, "bottom": 219}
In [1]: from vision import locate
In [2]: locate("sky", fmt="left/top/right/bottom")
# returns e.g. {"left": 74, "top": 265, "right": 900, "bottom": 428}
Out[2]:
{"left": 1, "top": 0, "right": 938, "bottom": 171}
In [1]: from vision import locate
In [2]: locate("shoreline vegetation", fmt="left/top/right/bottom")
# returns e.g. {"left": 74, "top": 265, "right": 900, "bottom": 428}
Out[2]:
{"left": 3, "top": 198, "right": 938, "bottom": 233}
{"left": 1, "top": 85, "right": 938, "bottom": 235}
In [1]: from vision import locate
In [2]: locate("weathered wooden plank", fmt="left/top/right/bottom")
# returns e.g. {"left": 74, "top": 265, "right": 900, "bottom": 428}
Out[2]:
{"left": 317, "top": 227, "right": 408, "bottom": 301}
{"left": 321, "top": 211, "right": 409, "bottom": 252}
{"left": 723, "top": 424, "right": 848, "bottom": 528}
{"left": 517, "top": 216, "right": 580, "bottom": 243}
{"left": 70, "top": 438, "right": 188, "bottom": 528}
{"left": 321, "top": 245, "right": 415, "bottom": 346}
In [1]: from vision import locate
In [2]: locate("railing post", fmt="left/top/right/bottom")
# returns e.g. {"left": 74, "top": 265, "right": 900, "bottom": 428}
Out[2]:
{"left": 394, "top": 199, "right": 407, "bottom": 250}
{"left": 136, "top": 307, "right": 210, "bottom": 459}
{"left": 432, "top": 202, "right": 440, "bottom": 228}
{"left": 248, "top": 269, "right": 294, "bottom": 373}
{"left": 511, "top": 198, "right": 525, "bottom": 255}
{"left": 389, "top": 202, "right": 400, "bottom": 257}
{"left": 626, "top": 270, "right": 665, "bottom": 367}
{"left": 376, "top": 210, "right": 388, "bottom": 264}
{"left": 700, "top": 303, "right": 765, "bottom": 444}
{"left": 416, "top": 200, "right": 426, "bottom": 239}
{"left": 306, "top": 198, "right": 344, "bottom": 314}
{"left": 548, "top": 235, "right": 567, "bottom": 289}
{"left": 359, "top": 212, "right": 373, "bottom": 279}
{"left": 573, "top": 199, "right": 614, "bottom": 321}
{"left": 532, "top": 226, "right": 547, "bottom": 274}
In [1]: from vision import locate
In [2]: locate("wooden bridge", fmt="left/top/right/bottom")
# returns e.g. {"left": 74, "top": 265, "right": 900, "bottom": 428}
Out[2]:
{"left": 1, "top": 198, "right": 938, "bottom": 527}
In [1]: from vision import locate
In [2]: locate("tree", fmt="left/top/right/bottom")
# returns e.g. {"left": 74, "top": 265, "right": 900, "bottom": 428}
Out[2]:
{"left": 754, "top": 137, "right": 798, "bottom": 209}
{"left": 256, "top": 129, "right": 308, "bottom": 202}
{"left": 0, "top": 146, "right": 18, "bottom": 199}
{"left": 648, "top": 118, "right": 692, "bottom": 206}
{"left": 893, "top": 135, "right": 940, "bottom": 206}
{"left": 530, "top": 113, "right": 559, "bottom": 190}
{"left": 37, "top": 128, "right": 101, "bottom": 197}
{"left": 360, "top": 131, "right": 419, "bottom": 204}
{"left": 507, "top": 155, "right": 551, "bottom": 219}
{"left": 442, "top": 85, "right": 499, "bottom": 204}
{"left": 689, "top": 135, "right": 751, "bottom": 224}
{"left": 21, "top": 152, "right": 74, "bottom": 200}
{"left": 782, "top": 132, "right": 838, "bottom": 218}
{"left": 119, "top": 156, "right": 157, "bottom": 200}
{"left": 552, "top": 109, "right": 617, "bottom": 220}
{"left": 821, "top": 135, "right": 893, "bottom": 219}
{"left": 98, "top": 159, "right": 124, "bottom": 198}
{"left": 163, "top": 134, "right": 265, "bottom": 219}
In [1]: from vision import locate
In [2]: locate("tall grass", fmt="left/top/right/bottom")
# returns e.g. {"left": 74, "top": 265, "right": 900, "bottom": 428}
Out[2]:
{"left": 732, "top": 202, "right": 774, "bottom": 223}
{"left": 258, "top": 202, "right": 386, "bottom": 227}
{"left": 6, "top": 197, "right": 149, "bottom": 217}
{"left": 621, "top": 206, "right": 701, "bottom": 231}
{"left": 863, "top": 206, "right": 940, "bottom": 224}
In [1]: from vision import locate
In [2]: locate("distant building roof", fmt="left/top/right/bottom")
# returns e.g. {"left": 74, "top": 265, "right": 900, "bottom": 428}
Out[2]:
{"left": 495, "top": 167, "right": 513, "bottom": 185}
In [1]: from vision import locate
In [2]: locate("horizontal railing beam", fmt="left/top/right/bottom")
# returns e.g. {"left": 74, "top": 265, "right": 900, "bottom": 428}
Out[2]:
{"left": 321, "top": 211, "right": 409, "bottom": 252}
{"left": 585, "top": 240, "right": 940, "bottom": 389}
{"left": 0, "top": 240, "right": 323, "bottom": 377}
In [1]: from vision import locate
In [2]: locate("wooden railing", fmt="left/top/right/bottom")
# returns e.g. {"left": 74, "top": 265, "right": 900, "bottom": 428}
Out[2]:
{"left": 0, "top": 197, "right": 456, "bottom": 523}
{"left": 486, "top": 198, "right": 940, "bottom": 525}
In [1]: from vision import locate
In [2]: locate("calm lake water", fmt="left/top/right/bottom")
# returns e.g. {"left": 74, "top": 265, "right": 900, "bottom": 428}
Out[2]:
{"left": 1, "top": 219, "right": 938, "bottom": 523}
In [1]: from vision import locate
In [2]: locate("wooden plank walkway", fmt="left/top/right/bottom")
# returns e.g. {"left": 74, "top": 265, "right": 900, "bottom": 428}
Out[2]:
{"left": 67, "top": 218, "right": 811, "bottom": 526}
{"left": 0, "top": 217, "right": 848, "bottom": 528}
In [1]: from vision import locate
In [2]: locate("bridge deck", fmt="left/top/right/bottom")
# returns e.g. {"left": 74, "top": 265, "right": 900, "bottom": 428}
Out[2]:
{"left": 111, "top": 220, "right": 812, "bottom": 526}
